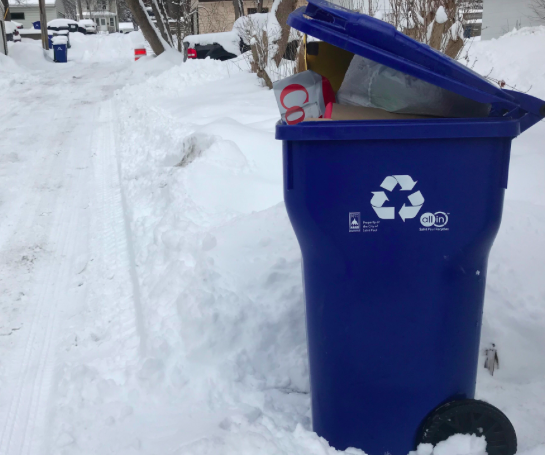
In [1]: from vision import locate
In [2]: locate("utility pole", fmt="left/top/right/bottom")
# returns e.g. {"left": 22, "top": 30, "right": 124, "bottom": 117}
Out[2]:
{"left": 1, "top": 0, "right": 10, "bottom": 20}
{"left": 38, "top": 0, "right": 49, "bottom": 50}
{"left": 1, "top": 1, "right": 8, "bottom": 56}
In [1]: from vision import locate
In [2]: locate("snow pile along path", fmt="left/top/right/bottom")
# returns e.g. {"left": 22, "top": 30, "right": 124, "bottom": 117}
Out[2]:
{"left": 113, "top": 27, "right": 545, "bottom": 455}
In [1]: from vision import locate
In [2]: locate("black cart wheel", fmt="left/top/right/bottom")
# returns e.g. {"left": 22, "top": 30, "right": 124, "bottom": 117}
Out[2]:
{"left": 418, "top": 399, "right": 517, "bottom": 455}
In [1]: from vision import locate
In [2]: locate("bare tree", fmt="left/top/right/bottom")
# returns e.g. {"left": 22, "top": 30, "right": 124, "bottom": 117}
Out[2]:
{"left": 150, "top": 0, "right": 174, "bottom": 46}
{"left": 331, "top": 0, "right": 379, "bottom": 15}
{"left": 170, "top": 0, "right": 197, "bottom": 50}
{"left": 530, "top": 0, "right": 545, "bottom": 20}
{"left": 386, "top": 0, "right": 479, "bottom": 58}
{"left": 240, "top": 0, "right": 300, "bottom": 88}
{"left": 233, "top": 0, "right": 244, "bottom": 19}
{"left": 116, "top": 0, "right": 134, "bottom": 22}
{"left": 125, "top": 0, "right": 168, "bottom": 55}
{"left": 271, "top": 0, "right": 296, "bottom": 65}
{"left": 197, "top": 2, "right": 231, "bottom": 33}
{"left": 62, "top": 0, "right": 78, "bottom": 19}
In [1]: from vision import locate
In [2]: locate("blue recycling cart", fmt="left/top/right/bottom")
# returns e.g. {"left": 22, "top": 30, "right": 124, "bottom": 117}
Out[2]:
{"left": 32, "top": 21, "right": 41, "bottom": 30}
{"left": 52, "top": 40, "right": 68, "bottom": 63}
{"left": 276, "top": 1, "right": 545, "bottom": 455}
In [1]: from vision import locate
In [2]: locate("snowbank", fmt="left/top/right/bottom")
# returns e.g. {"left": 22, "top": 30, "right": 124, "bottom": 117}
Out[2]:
{"left": 96, "top": 25, "right": 545, "bottom": 455}
{"left": 4, "top": 20, "right": 19, "bottom": 34}
{"left": 411, "top": 435, "right": 487, "bottom": 455}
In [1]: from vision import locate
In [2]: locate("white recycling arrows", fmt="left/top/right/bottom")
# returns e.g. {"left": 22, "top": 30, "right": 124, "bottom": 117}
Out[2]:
{"left": 370, "top": 191, "right": 389, "bottom": 207}
{"left": 380, "top": 176, "right": 398, "bottom": 192}
{"left": 393, "top": 175, "right": 417, "bottom": 191}
{"left": 370, "top": 190, "right": 393, "bottom": 219}
{"left": 380, "top": 175, "right": 418, "bottom": 192}
{"left": 408, "top": 190, "right": 424, "bottom": 206}
{"left": 399, "top": 203, "right": 422, "bottom": 221}
{"left": 371, "top": 176, "right": 424, "bottom": 221}
{"left": 373, "top": 207, "right": 396, "bottom": 219}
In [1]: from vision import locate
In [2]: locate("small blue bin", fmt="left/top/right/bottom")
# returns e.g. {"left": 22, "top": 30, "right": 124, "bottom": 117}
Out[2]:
{"left": 276, "top": 1, "right": 545, "bottom": 454}
{"left": 53, "top": 42, "right": 67, "bottom": 63}
{"left": 32, "top": 21, "right": 41, "bottom": 30}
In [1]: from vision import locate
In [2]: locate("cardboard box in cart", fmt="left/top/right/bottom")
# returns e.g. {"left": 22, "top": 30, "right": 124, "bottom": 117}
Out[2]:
{"left": 275, "top": 1, "right": 545, "bottom": 454}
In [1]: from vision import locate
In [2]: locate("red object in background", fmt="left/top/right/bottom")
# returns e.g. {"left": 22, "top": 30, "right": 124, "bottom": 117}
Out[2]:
{"left": 134, "top": 48, "right": 147, "bottom": 61}
{"left": 187, "top": 48, "right": 197, "bottom": 59}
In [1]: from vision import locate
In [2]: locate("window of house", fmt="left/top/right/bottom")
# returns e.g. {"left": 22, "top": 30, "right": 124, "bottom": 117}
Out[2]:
{"left": 109, "top": 17, "right": 114, "bottom": 26}
{"left": 247, "top": 7, "right": 268, "bottom": 14}
{"left": 11, "top": 12, "right": 25, "bottom": 20}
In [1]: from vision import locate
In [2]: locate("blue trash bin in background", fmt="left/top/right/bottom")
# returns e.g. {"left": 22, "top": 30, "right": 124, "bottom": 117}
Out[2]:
{"left": 276, "top": 1, "right": 545, "bottom": 455}
{"left": 52, "top": 36, "right": 68, "bottom": 63}
{"left": 32, "top": 21, "right": 41, "bottom": 30}
{"left": 48, "top": 33, "right": 53, "bottom": 49}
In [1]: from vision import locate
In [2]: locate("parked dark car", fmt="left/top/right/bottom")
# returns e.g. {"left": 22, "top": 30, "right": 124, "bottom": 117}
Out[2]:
{"left": 183, "top": 41, "right": 238, "bottom": 62}
{"left": 183, "top": 34, "right": 299, "bottom": 62}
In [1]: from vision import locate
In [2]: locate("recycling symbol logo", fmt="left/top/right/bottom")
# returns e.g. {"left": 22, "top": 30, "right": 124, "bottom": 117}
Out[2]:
{"left": 370, "top": 175, "right": 424, "bottom": 221}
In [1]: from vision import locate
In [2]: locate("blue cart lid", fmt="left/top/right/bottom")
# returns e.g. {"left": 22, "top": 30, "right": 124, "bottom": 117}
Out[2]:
{"left": 288, "top": 0, "right": 545, "bottom": 118}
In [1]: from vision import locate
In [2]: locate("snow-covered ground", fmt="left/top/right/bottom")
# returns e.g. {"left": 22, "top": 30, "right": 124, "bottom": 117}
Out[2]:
{"left": 0, "top": 28, "right": 544, "bottom": 455}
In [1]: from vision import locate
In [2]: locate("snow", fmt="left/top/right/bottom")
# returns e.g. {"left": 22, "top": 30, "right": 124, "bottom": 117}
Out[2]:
{"left": 78, "top": 19, "right": 96, "bottom": 26}
{"left": 47, "top": 18, "right": 79, "bottom": 27}
{"left": 184, "top": 31, "right": 241, "bottom": 56}
{"left": 19, "top": 29, "right": 42, "bottom": 35}
{"left": 4, "top": 21, "right": 18, "bottom": 34}
{"left": 52, "top": 35, "right": 68, "bottom": 45}
{"left": 119, "top": 22, "right": 135, "bottom": 31}
{"left": 412, "top": 435, "right": 487, "bottom": 455}
{"left": 0, "top": 23, "right": 545, "bottom": 455}
{"left": 8, "top": 0, "right": 56, "bottom": 6}
{"left": 435, "top": 6, "right": 448, "bottom": 24}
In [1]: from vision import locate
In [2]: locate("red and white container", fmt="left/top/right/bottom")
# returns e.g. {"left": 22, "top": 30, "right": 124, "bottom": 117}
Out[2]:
{"left": 273, "top": 70, "right": 335, "bottom": 125}
{"left": 134, "top": 48, "right": 147, "bottom": 61}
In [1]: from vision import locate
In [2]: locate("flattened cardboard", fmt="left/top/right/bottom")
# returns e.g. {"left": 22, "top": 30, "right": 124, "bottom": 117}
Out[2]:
{"left": 325, "top": 103, "right": 436, "bottom": 120}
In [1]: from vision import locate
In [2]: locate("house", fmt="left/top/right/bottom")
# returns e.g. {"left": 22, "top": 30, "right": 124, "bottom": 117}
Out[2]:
{"left": 196, "top": 0, "right": 307, "bottom": 34}
{"left": 8, "top": 0, "right": 66, "bottom": 29}
{"left": 482, "top": 0, "right": 544, "bottom": 39}
{"left": 82, "top": 11, "right": 119, "bottom": 33}
{"left": 462, "top": 7, "right": 483, "bottom": 38}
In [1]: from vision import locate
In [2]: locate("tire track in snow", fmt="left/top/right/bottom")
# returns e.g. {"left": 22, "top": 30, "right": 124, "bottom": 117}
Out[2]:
{"left": 93, "top": 100, "right": 147, "bottom": 356}
{"left": 0, "top": 111, "right": 91, "bottom": 455}
{"left": 44, "top": 100, "right": 147, "bottom": 454}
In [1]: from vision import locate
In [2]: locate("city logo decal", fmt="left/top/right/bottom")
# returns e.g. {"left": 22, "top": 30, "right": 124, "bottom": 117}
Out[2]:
{"left": 349, "top": 212, "right": 361, "bottom": 232}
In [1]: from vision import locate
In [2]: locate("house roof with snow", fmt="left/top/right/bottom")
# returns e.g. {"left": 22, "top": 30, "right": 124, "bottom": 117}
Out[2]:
{"left": 9, "top": 0, "right": 57, "bottom": 7}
